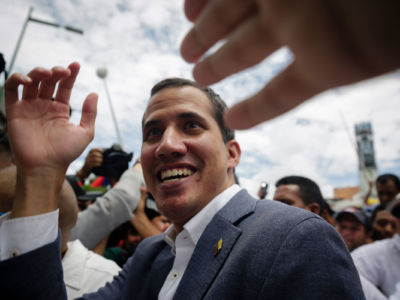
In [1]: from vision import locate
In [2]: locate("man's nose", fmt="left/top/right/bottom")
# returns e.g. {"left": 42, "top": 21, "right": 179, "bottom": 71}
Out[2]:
{"left": 380, "top": 194, "right": 391, "bottom": 204}
{"left": 384, "top": 223, "right": 395, "bottom": 233}
{"left": 155, "top": 127, "right": 187, "bottom": 158}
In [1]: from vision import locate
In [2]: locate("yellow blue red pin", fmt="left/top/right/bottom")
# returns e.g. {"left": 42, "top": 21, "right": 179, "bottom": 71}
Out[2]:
{"left": 214, "top": 238, "right": 223, "bottom": 256}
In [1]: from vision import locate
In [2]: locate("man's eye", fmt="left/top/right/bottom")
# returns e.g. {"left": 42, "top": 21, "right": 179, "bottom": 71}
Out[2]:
{"left": 146, "top": 128, "right": 162, "bottom": 139}
{"left": 377, "top": 220, "right": 388, "bottom": 226}
{"left": 185, "top": 121, "right": 202, "bottom": 129}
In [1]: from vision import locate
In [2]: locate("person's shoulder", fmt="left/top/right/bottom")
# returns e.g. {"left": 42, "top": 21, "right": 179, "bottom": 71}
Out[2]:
{"left": 139, "top": 233, "right": 164, "bottom": 246}
{"left": 232, "top": 191, "right": 330, "bottom": 242}
{"left": 230, "top": 189, "right": 324, "bottom": 228}
{"left": 256, "top": 197, "right": 322, "bottom": 223}
{"left": 86, "top": 249, "right": 121, "bottom": 274}
{"left": 67, "top": 240, "right": 121, "bottom": 274}
{"left": 353, "top": 235, "right": 398, "bottom": 257}
{"left": 134, "top": 234, "right": 166, "bottom": 256}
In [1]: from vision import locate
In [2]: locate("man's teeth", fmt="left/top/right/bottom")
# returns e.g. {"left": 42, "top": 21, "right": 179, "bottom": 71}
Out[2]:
{"left": 161, "top": 168, "right": 193, "bottom": 181}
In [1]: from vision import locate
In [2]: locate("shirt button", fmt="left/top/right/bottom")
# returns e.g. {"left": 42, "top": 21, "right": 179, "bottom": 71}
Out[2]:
{"left": 9, "top": 249, "right": 20, "bottom": 258}
{"left": 173, "top": 273, "right": 178, "bottom": 278}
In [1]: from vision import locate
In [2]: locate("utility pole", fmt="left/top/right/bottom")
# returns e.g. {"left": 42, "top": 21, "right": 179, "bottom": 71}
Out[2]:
{"left": 96, "top": 67, "right": 124, "bottom": 148}
{"left": 0, "top": 7, "right": 83, "bottom": 114}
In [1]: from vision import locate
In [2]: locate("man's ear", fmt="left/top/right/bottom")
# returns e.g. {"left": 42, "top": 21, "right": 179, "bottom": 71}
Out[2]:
{"left": 307, "top": 203, "right": 321, "bottom": 215}
{"left": 226, "top": 139, "right": 241, "bottom": 169}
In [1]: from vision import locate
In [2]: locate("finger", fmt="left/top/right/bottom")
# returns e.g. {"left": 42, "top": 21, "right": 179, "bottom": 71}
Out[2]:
{"left": 38, "top": 67, "right": 71, "bottom": 100}
{"left": 139, "top": 186, "right": 147, "bottom": 208}
{"left": 79, "top": 93, "right": 98, "bottom": 133}
{"left": 192, "top": 14, "right": 280, "bottom": 85}
{"left": 22, "top": 68, "right": 52, "bottom": 100}
{"left": 54, "top": 62, "right": 80, "bottom": 104}
{"left": 4, "top": 73, "right": 32, "bottom": 105}
{"left": 224, "top": 64, "right": 321, "bottom": 129}
{"left": 89, "top": 148, "right": 102, "bottom": 153}
{"left": 87, "top": 156, "right": 103, "bottom": 166}
{"left": 140, "top": 186, "right": 147, "bottom": 196}
{"left": 184, "top": 0, "right": 210, "bottom": 22}
{"left": 88, "top": 151, "right": 103, "bottom": 160}
{"left": 180, "top": 0, "right": 256, "bottom": 62}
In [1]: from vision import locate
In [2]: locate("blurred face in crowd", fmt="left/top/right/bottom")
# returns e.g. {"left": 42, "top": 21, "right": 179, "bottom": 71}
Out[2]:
{"left": 371, "top": 210, "right": 397, "bottom": 240}
{"left": 126, "top": 229, "right": 142, "bottom": 248}
{"left": 273, "top": 184, "right": 320, "bottom": 215}
{"left": 273, "top": 185, "right": 306, "bottom": 209}
{"left": 377, "top": 180, "right": 399, "bottom": 204}
{"left": 152, "top": 215, "right": 171, "bottom": 232}
{"left": 141, "top": 86, "right": 240, "bottom": 231}
{"left": 336, "top": 215, "right": 368, "bottom": 251}
{"left": 392, "top": 203, "right": 400, "bottom": 235}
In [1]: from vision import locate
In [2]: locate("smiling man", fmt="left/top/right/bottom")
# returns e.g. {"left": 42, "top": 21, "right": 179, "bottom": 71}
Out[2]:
{"left": 141, "top": 79, "right": 239, "bottom": 233}
{"left": 0, "top": 68, "right": 364, "bottom": 299}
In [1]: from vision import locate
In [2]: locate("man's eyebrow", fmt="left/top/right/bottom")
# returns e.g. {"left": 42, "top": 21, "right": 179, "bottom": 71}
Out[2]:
{"left": 143, "top": 119, "right": 161, "bottom": 131}
{"left": 178, "top": 112, "right": 206, "bottom": 122}
{"left": 143, "top": 111, "right": 209, "bottom": 132}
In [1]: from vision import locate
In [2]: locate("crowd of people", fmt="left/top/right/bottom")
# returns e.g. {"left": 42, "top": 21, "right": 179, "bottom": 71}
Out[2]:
{"left": 1, "top": 0, "right": 400, "bottom": 299}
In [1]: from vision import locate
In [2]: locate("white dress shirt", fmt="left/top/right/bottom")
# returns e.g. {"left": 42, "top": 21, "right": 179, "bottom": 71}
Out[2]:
{"left": 352, "top": 234, "right": 400, "bottom": 298}
{"left": 0, "top": 210, "right": 58, "bottom": 260}
{"left": 158, "top": 184, "right": 241, "bottom": 300}
{"left": 0, "top": 167, "right": 142, "bottom": 260}
{"left": 0, "top": 183, "right": 242, "bottom": 299}
{"left": 63, "top": 239, "right": 121, "bottom": 299}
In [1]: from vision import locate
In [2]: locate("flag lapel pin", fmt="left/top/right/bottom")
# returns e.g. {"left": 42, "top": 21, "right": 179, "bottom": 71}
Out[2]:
{"left": 213, "top": 238, "right": 223, "bottom": 256}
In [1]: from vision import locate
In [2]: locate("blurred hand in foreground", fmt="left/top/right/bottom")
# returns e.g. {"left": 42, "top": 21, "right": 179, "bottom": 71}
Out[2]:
{"left": 181, "top": 0, "right": 400, "bottom": 129}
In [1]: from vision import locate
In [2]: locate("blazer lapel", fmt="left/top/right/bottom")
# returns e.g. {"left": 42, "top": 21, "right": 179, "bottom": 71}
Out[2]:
{"left": 174, "top": 190, "right": 256, "bottom": 299}
{"left": 147, "top": 246, "right": 175, "bottom": 299}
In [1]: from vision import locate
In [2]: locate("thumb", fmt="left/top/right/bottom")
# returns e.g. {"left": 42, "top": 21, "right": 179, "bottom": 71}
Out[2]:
{"left": 80, "top": 93, "right": 98, "bottom": 131}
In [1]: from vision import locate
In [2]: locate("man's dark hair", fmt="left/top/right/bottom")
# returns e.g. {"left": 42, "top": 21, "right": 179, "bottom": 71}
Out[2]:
{"left": 376, "top": 173, "right": 400, "bottom": 191}
{"left": 275, "top": 176, "right": 325, "bottom": 211}
{"left": 370, "top": 203, "right": 387, "bottom": 224}
{"left": 148, "top": 78, "right": 234, "bottom": 143}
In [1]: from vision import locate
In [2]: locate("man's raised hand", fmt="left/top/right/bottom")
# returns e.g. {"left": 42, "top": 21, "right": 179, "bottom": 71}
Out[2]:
{"left": 4, "top": 62, "right": 97, "bottom": 217}
{"left": 5, "top": 62, "right": 97, "bottom": 174}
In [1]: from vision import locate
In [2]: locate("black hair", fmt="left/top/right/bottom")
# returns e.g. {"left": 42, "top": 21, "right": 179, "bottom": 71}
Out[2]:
{"left": 147, "top": 78, "right": 234, "bottom": 143}
{"left": 370, "top": 203, "right": 388, "bottom": 224}
{"left": 275, "top": 176, "right": 325, "bottom": 212}
{"left": 376, "top": 173, "right": 400, "bottom": 191}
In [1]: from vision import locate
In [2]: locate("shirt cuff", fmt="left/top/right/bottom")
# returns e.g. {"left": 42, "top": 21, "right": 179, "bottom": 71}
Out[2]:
{"left": 0, "top": 209, "right": 59, "bottom": 261}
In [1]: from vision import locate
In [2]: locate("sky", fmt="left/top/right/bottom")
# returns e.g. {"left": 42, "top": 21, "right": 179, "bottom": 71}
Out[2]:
{"left": 1, "top": 0, "right": 399, "bottom": 202}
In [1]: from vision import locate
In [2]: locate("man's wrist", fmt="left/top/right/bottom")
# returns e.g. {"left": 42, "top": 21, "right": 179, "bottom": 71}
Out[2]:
{"left": 11, "top": 167, "right": 65, "bottom": 219}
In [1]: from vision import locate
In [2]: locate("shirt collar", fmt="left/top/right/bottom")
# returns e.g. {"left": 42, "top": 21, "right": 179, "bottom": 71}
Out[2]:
{"left": 163, "top": 184, "right": 242, "bottom": 250}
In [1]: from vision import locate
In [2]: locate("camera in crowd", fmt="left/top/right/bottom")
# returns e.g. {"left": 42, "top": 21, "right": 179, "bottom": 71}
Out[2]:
{"left": 92, "top": 144, "right": 133, "bottom": 181}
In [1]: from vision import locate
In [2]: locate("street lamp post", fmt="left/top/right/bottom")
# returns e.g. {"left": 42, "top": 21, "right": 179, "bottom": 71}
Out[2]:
{"left": 0, "top": 6, "right": 84, "bottom": 114}
{"left": 97, "top": 67, "right": 124, "bottom": 148}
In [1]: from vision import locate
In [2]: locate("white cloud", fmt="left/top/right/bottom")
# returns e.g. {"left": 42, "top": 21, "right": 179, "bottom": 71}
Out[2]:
{"left": 1, "top": 0, "right": 399, "bottom": 202}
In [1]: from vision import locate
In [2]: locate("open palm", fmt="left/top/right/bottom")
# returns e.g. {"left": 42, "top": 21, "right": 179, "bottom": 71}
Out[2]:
{"left": 5, "top": 62, "right": 97, "bottom": 173}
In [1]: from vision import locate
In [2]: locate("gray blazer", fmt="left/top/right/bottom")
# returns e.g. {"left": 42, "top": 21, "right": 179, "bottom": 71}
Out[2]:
{"left": 0, "top": 190, "right": 365, "bottom": 299}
